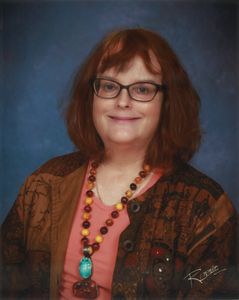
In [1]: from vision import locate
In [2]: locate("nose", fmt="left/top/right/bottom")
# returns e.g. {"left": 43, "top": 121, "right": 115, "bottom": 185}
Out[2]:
{"left": 115, "top": 88, "right": 132, "bottom": 109}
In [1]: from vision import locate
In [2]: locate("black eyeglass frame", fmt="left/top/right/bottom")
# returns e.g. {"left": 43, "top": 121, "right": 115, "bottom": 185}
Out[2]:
{"left": 90, "top": 77, "right": 167, "bottom": 102}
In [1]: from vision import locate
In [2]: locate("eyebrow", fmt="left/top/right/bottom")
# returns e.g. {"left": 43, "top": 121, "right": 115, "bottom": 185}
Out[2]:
{"left": 97, "top": 75, "right": 162, "bottom": 85}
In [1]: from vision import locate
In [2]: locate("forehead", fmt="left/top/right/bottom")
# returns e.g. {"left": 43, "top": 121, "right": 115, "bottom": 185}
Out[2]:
{"left": 98, "top": 55, "right": 162, "bottom": 86}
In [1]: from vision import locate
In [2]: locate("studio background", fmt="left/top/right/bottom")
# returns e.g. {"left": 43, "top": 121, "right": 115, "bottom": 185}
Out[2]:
{"left": 1, "top": 1, "right": 238, "bottom": 223}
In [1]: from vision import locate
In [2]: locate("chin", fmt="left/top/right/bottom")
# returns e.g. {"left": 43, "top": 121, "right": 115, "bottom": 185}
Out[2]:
{"left": 105, "top": 134, "right": 137, "bottom": 144}
{"left": 107, "top": 133, "right": 150, "bottom": 147}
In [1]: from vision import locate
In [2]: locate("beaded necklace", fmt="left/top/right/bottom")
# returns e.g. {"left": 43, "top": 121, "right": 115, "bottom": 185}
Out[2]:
{"left": 72, "top": 161, "right": 151, "bottom": 299}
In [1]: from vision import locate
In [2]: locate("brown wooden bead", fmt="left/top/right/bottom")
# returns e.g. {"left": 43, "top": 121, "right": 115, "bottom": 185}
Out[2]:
{"left": 106, "top": 219, "right": 113, "bottom": 226}
{"left": 86, "top": 190, "right": 94, "bottom": 197}
{"left": 92, "top": 242, "right": 100, "bottom": 251}
{"left": 100, "top": 226, "right": 108, "bottom": 235}
{"left": 121, "top": 197, "right": 128, "bottom": 204}
{"left": 111, "top": 211, "right": 119, "bottom": 218}
{"left": 82, "top": 220, "right": 90, "bottom": 228}
{"left": 143, "top": 164, "right": 151, "bottom": 172}
{"left": 88, "top": 175, "right": 96, "bottom": 182}
{"left": 130, "top": 183, "right": 137, "bottom": 190}
{"left": 139, "top": 170, "right": 146, "bottom": 178}
{"left": 134, "top": 176, "right": 142, "bottom": 184}
{"left": 84, "top": 205, "right": 92, "bottom": 213}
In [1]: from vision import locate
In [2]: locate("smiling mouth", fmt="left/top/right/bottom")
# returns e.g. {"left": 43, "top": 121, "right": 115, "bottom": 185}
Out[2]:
{"left": 108, "top": 116, "right": 141, "bottom": 121}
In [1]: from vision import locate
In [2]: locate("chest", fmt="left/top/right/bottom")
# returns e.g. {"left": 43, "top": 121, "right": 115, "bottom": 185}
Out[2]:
{"left": 111, "top": 188, "right": 194, "bottom": 299}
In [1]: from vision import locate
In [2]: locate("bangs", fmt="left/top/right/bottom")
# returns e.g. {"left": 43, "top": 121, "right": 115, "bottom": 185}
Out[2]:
{"left": 97, "top": 31, "right": 160, "bottom": 75}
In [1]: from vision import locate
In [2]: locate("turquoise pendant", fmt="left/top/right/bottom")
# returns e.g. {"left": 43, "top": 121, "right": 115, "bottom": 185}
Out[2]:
{"left": 79, "top": 256, "right": 92, "bottom": 279}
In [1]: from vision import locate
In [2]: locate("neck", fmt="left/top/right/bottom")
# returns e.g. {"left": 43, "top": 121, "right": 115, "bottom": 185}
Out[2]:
{"left": 102, "top": 145, "right": 147, "bottom": 170}
{"left": 93, "top": 145, "right": 152, "bottom": 206}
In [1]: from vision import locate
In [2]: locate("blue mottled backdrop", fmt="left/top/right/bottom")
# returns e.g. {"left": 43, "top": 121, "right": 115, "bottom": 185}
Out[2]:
{"left": 1, "top": 1, "right": 238, "bottom": 222}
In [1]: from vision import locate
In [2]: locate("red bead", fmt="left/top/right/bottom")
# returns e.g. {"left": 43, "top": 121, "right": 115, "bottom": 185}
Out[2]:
{"left": 92, "top": 242, "right": 100, "bottom": 251}
{"left": 100, "top": 226, "right": 108, "bottom": 235}
{"left": 130, "top": 183, "right": 137, "bottom": 190}
{"left": 81, "top": 237, "right": 89, "bottom": 245}
{"left": 139, "top": 170, "right": 146, "bottom": 178}
{"left": 84, "top": 205, "right": 92, "bottom": 212}
{"left": 90, "top": 169, "right": 96, "bottom": 175}
{"left": 111, "top": 211, "right": 119, "bottom": 218}
{"left": 88, "top": 175, "right": 96, "bottom": 182}
{"left": 121, "top": 197, "right": 128, "bottom": 204}
{"left": 91, "top": 161, "right": 99, "bottom": 169}
{"left": 106, "top": 219, "right": 113, "bottom": 226}
{"left": 82, "top": 220, "right": 90, "bottom": 228}
{"left": 86, "top": 190, "right": 94, "bottom": 197}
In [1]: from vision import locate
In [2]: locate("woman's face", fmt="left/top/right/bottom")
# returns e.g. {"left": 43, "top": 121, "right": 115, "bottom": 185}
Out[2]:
{"left": 92, "top": 55, "right": 164, "bottom": 151}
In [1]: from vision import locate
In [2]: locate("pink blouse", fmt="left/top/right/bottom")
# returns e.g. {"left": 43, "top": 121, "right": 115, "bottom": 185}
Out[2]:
{"left": 59, "top": 163, "right": 162, "bottom": 299}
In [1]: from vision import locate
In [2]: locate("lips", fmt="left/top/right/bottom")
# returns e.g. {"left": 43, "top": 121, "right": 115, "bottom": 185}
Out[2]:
{"left": 108, "top": 115, "right": 141, "bottom": 121}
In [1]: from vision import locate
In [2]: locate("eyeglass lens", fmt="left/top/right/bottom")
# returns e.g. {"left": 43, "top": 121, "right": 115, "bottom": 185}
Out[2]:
{"left": 93, "top": 78, "right": 158, "bottom": 101}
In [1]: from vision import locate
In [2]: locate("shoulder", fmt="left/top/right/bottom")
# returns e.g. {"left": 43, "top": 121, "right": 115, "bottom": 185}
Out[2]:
{"left": 161, "top": 163, "right": 224, "bottom": 200}
{"left": 157, "top": 163, "right": 237, "bottom": 222}
{"left": 14, "top": 152, "right": 87, "bottom": 219}
{"left": 18, "top": 151, "right": 86, "bottom": 196}
{"left": 159, "top": 164, "right": 237, "bottom": 228}
{"left": 154, "top": 164, "right": 237, "bottom": 253}
{"left": 33, "top": 151, "right": 86, "bottom": 177}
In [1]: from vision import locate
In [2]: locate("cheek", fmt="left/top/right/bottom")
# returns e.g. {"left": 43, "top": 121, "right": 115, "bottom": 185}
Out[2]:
{"left": 92, "top": 98, "right": 102, "bottom": 126}
{"left": 146, "top": 100, "right": 162, "bottom": 127}
{"left": 92, "top": 98, "right": 108, "bottom": 135}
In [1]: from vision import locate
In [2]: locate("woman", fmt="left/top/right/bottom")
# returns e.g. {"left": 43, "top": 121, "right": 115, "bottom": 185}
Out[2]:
{"left": 1, "top": 28, "right": 238, "bottom": 299}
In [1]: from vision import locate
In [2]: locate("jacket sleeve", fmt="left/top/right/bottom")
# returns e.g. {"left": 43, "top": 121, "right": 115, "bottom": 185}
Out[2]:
{"left": 177, "top": 194, "right": 238, "bottom": 299}
{"left": 0, "top": 175, "right": 50, "bottom": 299}
{"left": 1, "top": 178, "right": 31, "bottom": 299}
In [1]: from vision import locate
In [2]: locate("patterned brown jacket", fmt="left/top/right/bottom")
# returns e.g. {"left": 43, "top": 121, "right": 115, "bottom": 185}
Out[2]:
{"left": 1, "top": 152, "right": 238, "bottom": 299}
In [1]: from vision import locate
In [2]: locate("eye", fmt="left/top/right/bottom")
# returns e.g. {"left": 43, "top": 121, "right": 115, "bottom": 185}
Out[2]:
{"left": 132, "top": 83, "right": 154, "bottom": 95}
{"left": 138, "top": 86, "right": 149, "bottom": 94}
{"left": 101, "top": 81, "right": 118, "bottom": 92}
{"left": 93, "top": 78, "right": 120, "bottom": 98}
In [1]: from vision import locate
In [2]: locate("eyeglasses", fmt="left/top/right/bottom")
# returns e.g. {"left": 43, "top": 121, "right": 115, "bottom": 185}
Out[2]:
{"left": 90, "top": 78, "right": 167, "bottom": 102}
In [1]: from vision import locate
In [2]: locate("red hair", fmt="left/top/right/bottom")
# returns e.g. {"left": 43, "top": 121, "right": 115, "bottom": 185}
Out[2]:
{"left": 65, "top": 28, "right": 201, "bottom": 171}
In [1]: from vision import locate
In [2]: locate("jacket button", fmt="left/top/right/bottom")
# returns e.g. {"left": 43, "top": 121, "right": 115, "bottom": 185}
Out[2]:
{"left": 123, "top": 239, "right": 134, "bottom": 252}
{"left": 130, "top": 201, "right": 141, "bottom": 213}
{"left": 165, "top": 254, "right": 172, "bottom": 262}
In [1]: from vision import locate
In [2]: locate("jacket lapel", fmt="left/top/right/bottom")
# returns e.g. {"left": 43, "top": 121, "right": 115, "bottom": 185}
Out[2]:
{"left": 50, "top": 163, "right": 88, "bottom": 299}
